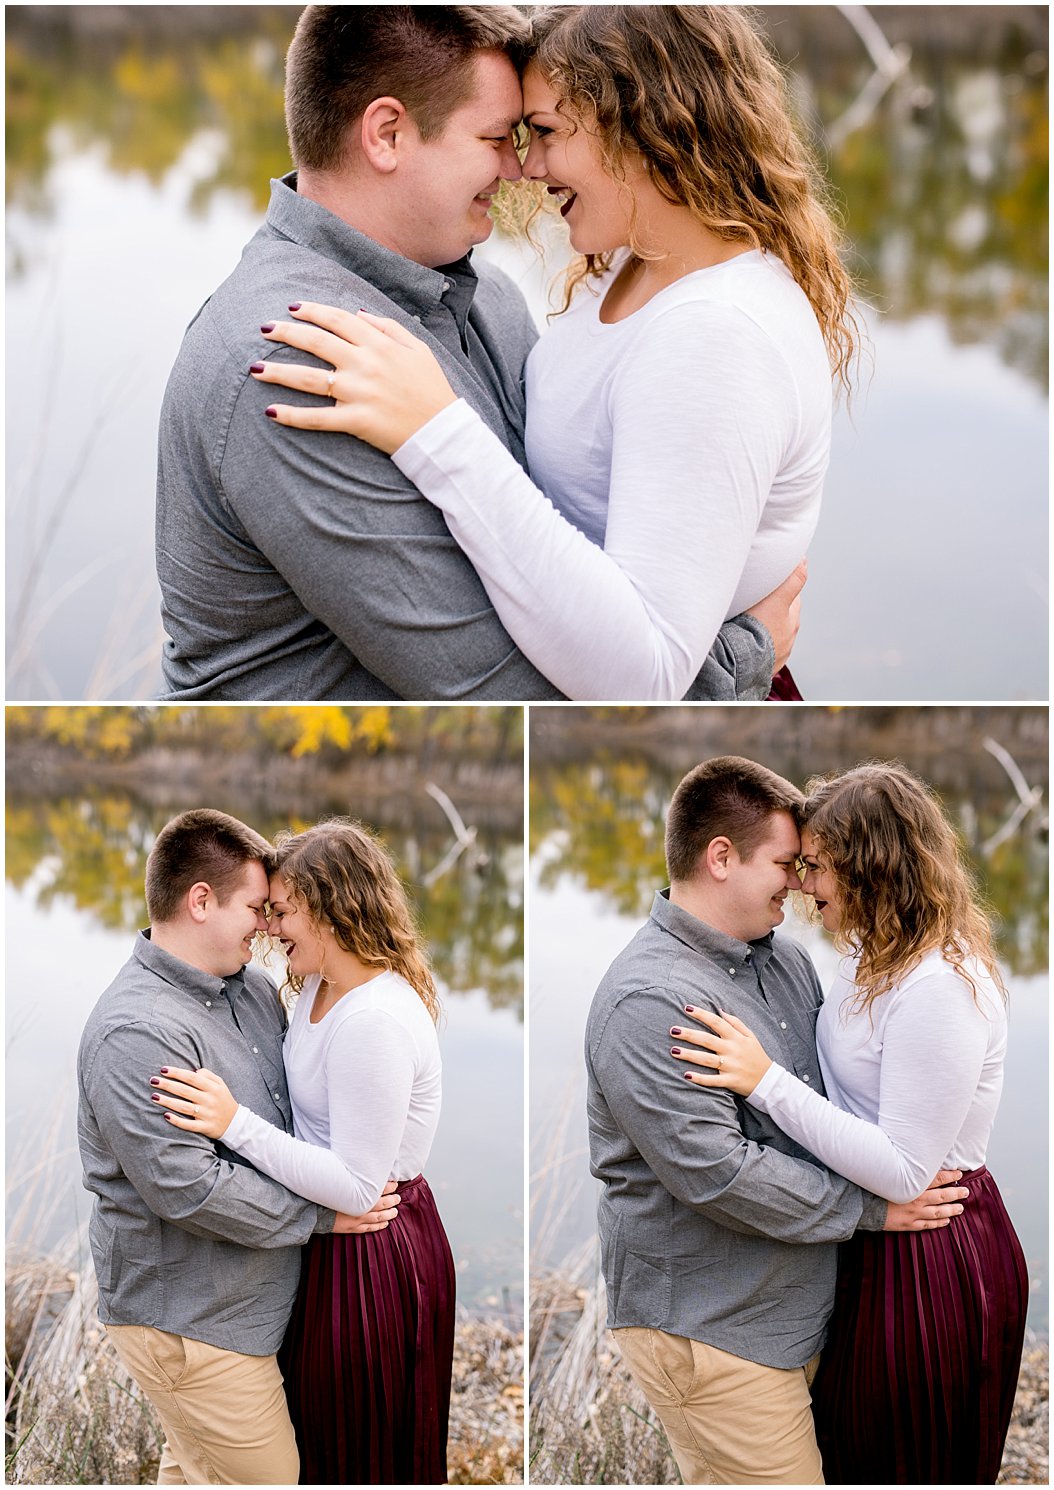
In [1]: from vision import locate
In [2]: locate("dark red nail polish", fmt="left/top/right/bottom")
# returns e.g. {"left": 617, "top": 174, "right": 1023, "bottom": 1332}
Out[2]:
{"left": 249, "top": 362, "right": 265, "bottom": 374}
{"left": 151, "top": 1093, "right": 161, "bottom": 1102}
{"left": 260, "top": 322, "right": 275, "bottom": 333}
{"left": 684, "top": 1005, "right": 695, "bottom": 1015}
{"left": 671, "top": 1047, "right": 681, "bottom": 1057}
{"left": 163, "top": 1112, "right": 172, "bottom": 1121}
{"left": 683, "top": 1070, "right": 694, "bottom": 1080}
{"left": 265, "top": 407, "right": 278, "bottom": 419}
{"left": 288, "top": 302, "right": 302, "bottom": 311}
{"left": 160, "top": 1067, "right": 169, "bottom": 1075}
{"left": 150, "top": 1077, "right": 160, "bottom": 1086}
{"left": 670, "top": 1027, "right": 682, "bottom": 1037}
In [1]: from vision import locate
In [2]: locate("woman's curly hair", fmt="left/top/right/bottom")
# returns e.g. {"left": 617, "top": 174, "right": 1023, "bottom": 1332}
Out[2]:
{"left": 273, "top": 818, "right": 439, "bottom": 1022}
{"left": 527, "top": 4, "right": 862, "bottom": 395}
{"left": 801, "top": 762, "right": 1005, "bottom": 1014}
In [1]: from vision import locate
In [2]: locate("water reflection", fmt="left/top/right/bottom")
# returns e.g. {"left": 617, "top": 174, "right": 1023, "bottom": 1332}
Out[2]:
{"left": 7, "top": 5, "right": 1046, "bottom": 385}
{"left": 5, "top": 787, "right": 524, "bottom": 1013}
{"left": 529, "top": 707, "right": 1049, "bottom": 977}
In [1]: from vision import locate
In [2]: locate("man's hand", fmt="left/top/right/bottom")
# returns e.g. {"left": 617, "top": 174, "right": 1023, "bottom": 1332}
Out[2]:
{"left": 332, "top": 1181, "right": 402, "bottom": 1234}
{"left": 746, "top": 558, "right": 807, "bottom": 673}
{"left": 883, "top": 1170, "right": 969, "bottom": 1231}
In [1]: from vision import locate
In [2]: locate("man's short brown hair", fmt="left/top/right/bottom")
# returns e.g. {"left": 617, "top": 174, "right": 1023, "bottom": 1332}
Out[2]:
{"left": 145, "top": 809, "right": 275, "bottom": 924}
{"left": 665, "top": 755, "right": 803, "bottom": 882}
{"left": 285, "top": 5, "right": 530, "bottom": 171}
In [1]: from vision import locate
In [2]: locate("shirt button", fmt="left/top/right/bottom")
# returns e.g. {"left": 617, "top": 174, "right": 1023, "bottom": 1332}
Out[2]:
{"left": 205, "top": 1000, "right": 212, "bottom": 1008}
{"left": 252, "top": 1046, "right": 259, "bottom": 1054}
{"left": 274, "top": 1092, "right": 282, "bottom": 1102}
{"left": 442, "top": 279, "right": 451, "bottom": 292}
{"left": 411, "top": 314, "right": 422, "bottom": 323}
{"left": 780, "top": 1021, "right": 787, "bottom": 1029}
{"left": 728, "top": 967, "right": 736, "bottom": 976}
{"left": 803, "top": 1073, "right": 811, "bottom": 1083}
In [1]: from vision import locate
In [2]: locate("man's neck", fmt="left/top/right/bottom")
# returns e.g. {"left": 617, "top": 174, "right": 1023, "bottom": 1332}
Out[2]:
{"left": 668, "top": 881, "right": 752, "bottom": 946}
{"left": 296, "top": 167, "right": 427, "bottom": 267}
{"left": 148, "top": 924, "right": 238, "bottom": 981}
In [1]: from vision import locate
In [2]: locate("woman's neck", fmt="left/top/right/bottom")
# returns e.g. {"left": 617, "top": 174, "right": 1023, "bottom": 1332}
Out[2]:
{"left": 313, "top": 952, "right": 386, "bottom": 1008}
{"left": 602, "top": 203, "right": 753, "bottom": 322}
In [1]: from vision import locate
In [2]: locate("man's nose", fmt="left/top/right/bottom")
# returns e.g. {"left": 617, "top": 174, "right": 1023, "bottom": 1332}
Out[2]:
{"left": 498, "top": 135, "right": 523, "bottom": 182}
{"left": 255, "top": 909, "right": 270, "bottom": 931}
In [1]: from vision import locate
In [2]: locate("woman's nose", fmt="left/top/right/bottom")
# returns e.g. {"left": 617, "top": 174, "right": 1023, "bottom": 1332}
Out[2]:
{"left": 521, "top": 137, "right": 547, "bottom": 181}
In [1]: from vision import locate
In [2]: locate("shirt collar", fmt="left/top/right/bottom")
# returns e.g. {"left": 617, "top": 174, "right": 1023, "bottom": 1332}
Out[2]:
{"left": 650, "top": 888, "right": 776, "bottom": 971}
{"left": 267, "top": 172, "right": 479, "bottom": 330}
{"left": 135, "top": 929, "right": 240, "bottom": 1006}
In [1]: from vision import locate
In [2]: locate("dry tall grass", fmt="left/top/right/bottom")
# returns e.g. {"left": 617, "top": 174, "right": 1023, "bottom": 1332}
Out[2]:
{"left": 529, "top": 1247, "right": 1049, "bottom": 1487}
{"left": 7, "top": 1242, "right": 523, "bottom": 1485}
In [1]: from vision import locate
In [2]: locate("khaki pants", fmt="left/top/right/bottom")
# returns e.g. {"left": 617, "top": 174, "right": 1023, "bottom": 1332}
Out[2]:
{"left": 614, "top": 1326, "right": 824, "bottom": 1485}
{"left": 106, "top": 1325, "right": 299, "bottom": 1486}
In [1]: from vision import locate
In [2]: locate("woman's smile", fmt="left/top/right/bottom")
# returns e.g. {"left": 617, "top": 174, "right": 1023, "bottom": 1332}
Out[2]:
{"left": 547, "top": 184, "right": 578, "bottom": 217}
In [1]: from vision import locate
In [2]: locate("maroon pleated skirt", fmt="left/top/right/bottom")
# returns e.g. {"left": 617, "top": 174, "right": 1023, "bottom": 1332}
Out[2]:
{"left": 811, "top": 1165, "right": 1028, "bottom": 1484}
{"left": 279, "top": 1174, "right": 456, "bottom": 1485}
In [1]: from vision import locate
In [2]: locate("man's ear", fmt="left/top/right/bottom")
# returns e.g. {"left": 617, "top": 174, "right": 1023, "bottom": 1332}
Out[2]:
{"left": 186, "top": 881, "right": 212, "bottom": 924}
{"left": 704, "top": 836, "right": 733, "bottom": 882}
{"left": 360, "top": 96, "right": 412, "bottom": 174}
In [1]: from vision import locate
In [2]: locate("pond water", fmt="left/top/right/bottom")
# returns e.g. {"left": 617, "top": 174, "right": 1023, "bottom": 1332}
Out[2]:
{"left": 5, "top": 786, "right": 524, "bottom": 1317}
{"left": 5, "top": 7, "right": 1047, "bottom": 700}
{"left": 528, "top": 713, "right": 1049, "bottom": 1332}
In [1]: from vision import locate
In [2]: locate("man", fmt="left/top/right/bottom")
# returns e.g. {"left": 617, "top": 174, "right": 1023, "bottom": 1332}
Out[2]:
{"left": 77, "top": 809, "right": 395, "bottom": 1485}
{"left": 585, "top": 757, "right": 970, "bottom": 1485}
{"left": 157, "top": 5, "right": 797, "bottom": 701}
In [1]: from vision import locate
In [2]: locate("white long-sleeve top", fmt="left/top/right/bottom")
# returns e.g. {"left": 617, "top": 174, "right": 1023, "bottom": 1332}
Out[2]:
{"left": 393, "top": 249, "right": 831, "bottom": 700}
{"left": 222, "top": 970, "right": 441, "bottom": 1216}
{"left": 747, "top": 948, "right": 1007, "bottom": 1203}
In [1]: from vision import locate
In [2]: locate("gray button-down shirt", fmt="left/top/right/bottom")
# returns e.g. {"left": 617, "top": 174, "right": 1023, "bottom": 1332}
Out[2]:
{"left": 77, "top": 932, "right": 333, "bottom": 1356}
{"left": 156, "top": 173, "right": 774, "bottom": 702}
{"left": 586, "top": 891, "right": 887, "bottom": 1369}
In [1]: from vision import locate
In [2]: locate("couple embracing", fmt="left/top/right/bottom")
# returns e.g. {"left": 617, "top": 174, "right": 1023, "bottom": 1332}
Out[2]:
{"left": 77, "top": 810, "right": 452, "bottom": 1485}
{"left": 588, "top": 756, "right": 1027, "bottom": 1485}
{"left": 158, "top": 3, "right": 843, "bottom": 703}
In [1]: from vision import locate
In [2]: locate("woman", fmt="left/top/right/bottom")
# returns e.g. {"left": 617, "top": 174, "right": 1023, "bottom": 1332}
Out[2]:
{"left": 670, "top": 763, "right": 1028, "bottom": 1484}
{"left": 251, "top": 5, "right": 859, "bottom": 701}
{"left": 151, "top": 820, "right": 455, "bottom": 1486}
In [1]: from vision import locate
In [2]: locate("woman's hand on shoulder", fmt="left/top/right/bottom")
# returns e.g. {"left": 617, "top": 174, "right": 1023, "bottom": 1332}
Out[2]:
{"left": 669, "top": 1006, "right": 773, "bottom": 1096}
{"left": 252, "top": 302, "right": 457, "bottom": 455}
{"left": 150, "top": 1066, "right": 238, "bottom": 1139}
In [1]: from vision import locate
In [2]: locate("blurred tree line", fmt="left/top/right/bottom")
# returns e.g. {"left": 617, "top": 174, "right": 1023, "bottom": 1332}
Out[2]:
{"left": 5, "top": 704, "right": 522, "bottom": 763}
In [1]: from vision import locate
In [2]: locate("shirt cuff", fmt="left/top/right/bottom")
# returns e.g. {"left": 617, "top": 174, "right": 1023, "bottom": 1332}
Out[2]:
{"left": 392, "top": 397, "right": 476, "bottom": 491}
{"left": 857, "top": 1189, "right": 889, "bottom": 1231}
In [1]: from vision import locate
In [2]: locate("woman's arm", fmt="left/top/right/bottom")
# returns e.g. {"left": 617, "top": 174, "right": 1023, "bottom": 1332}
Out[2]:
{"left": 153, "top": 1011, "right": 416, "bottom": 1215}
{"left": 673, "top": 974, "right": 991, "bottom": 1203}
{"left": 255, "top": 301, "right": 800, "bottom": 700}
